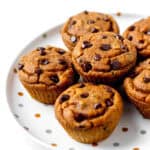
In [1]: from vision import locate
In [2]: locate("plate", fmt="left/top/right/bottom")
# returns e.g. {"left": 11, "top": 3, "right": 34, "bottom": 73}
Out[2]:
{"left": 6, "top": 13, "right": 150, "bottom": 150}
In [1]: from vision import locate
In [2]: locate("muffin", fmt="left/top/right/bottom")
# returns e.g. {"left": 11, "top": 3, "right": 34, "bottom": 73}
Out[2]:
{"left": 55, "top": 83, "right": 123, "bottom": 143}
{"left": 123, "top": 17, "right": 150, "bottom": 58}
{"left": 61, "top": 11, "right": 119, "bottom": 51}
{"left": 124, "top": 58, "right": 150, "bottom": 118}
{"left": 72, "top": 32, "right": 137, "bottom": 84}
{"left": 17, "top": 46, "right": 78, "bottom": 104}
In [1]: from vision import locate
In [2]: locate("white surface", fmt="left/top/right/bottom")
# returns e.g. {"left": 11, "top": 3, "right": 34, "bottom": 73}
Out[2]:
{"left": 1, "top": 0, "right": 150, "bottom": 149}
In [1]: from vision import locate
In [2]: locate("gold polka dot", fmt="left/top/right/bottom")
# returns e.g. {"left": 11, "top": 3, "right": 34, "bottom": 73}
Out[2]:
{"left": 116, "top": 12, "right": 122, "bottom": 16}
{"left": 51, "top": 143, "right": 57, "bottom": 147}
{"left": 34, "top": 113, "right": 41, "bottom": 118}
{"left": 18, "top": 92, "right": 24, "bottom": 96}
{"left": 13, "top": 68, "right": 17, "bottom": 73}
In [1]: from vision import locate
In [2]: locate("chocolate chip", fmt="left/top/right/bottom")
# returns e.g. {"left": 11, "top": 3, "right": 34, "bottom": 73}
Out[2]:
{"left": 94, "top": 54, "right": 101, "bottom": 61}
{"left": 128, "top": 35, "right": 133, "bottom": 41}
{"left": 58, "top": 59, "right": 67, "bottom": 65}
{"left": 102, "top": 35, "right": 107, "bottom": 39}
{"left": 71, "top": 20, "right": 76, "bottom": 25}
{"left": 59, "top": 94, "right": 70, "bottom": 104}
{"left": 106, "top": 87, "right": 114, "bottom": 97}
{"left": 78, "top": 125, "right": 85, "bottom": 128}
{"left": 106, "top": 87, "right": 113, "bottom": 94}
{"left": 143, "top": 77, "right": 150, "bottom": 83}
{"left": 39, "top": 50, "right": 46, "bottom": 56}
{"left": 128, "top": 25, "right": 135, "bottom": 31}
{"left": 139, "top": 39, "right": 144, "bottom": 44}
{"left": 129, "top": 70, "right": 137, "bottom": 78}
{"left": 110, "top": 59, "right": 121, "bottom": 70}
{"left": 37, "top": 47, "right": 46, "bottom": 55}
{"left": 84, "top": 10, "right": 88, "bottom": 14}
{"left": 82, "top": 41, "right": 93, "bottom": 49}
{"left": 18, "top": 64, "right": 24, "bottom": 70}
{"left": 103, "top": 17, "right": 109, "bottom": 21}
{"left": 80, "top": 93, "right": 89, "bottom": 98}
{"left": 105, "top": 99, "right": 113, "bottom": 107}
{"left": 81, "top": 61, "right": 92, "bottom": 72}
{"left": 108, "top": 22, "right": 113, "bottom": 32}
{"left": 37, "top": 47, "right": 45, "bottom": 51}
{"left": 39, "top": 59, "right": 49, "bottom": 65}
{"left": 96, "top": 17, "right": 100, "bottom": 20}
{"left": 145, "top": 30, "right": 150, "bottom": 35}
{"left": 87, "top": 20, "right": 95, "bottom": 24}
{"left": 75, "top": 113, "right": 85, "bottom": 122}
{"left": 49, "top": 75, "right": 59, "bottom": 83}
{"left": 100, "top": 44, "right": 111, "bottom": 51}
{"left": 70, "top": 35, "right": 77, "bottom": 43}
{"left": 121, "top": 45, "right": 128, "bottom": 52}
{"left": 136, "top": 47, "right": 143, "bottom": 51}
{"left": 35, "top": 68, "right": 43, "bottom": 75}
{"left": 91, "top": 28, "right": 99, "bottom": 33}
{"left": 78, "top": 83, "right": 85, "bottom": 88}
{"left": 115, "top": 34, "right": 124, "bottom": 41}
{"left": 57, "top": 49, "right": 66, "bottom": 55}
{"left": 94, "top": 103, "right": 102, "bottom": 109}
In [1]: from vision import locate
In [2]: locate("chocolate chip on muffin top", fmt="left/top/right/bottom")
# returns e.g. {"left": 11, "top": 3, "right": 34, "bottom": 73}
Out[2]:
{"left": 123, "top": 17, "right": 150, "bottom": 58}
{"left": 61, "top": 11, "right": 119, "bottom": 50}
{"left": 55, "top": 83, "right": 123, "bottom": 128}
{"left": 72, "top": 32, "right": 137, "bottom": 84}
{"left": 124, "top": 58, "right": 150, "bottom": 118}
{"left": 17, "top": 46, "right": 73, "bottom": 86}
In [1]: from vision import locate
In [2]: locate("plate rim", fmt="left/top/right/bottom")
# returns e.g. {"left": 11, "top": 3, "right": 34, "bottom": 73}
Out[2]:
{"left": 5, "top": 24, "right": 63, "bottom": 150}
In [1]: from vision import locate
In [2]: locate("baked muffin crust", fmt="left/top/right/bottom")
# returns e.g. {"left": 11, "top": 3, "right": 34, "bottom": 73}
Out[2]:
{"left": 72, "top": 32, "right": 137, "bottom": 84}
{"left": 123, "top": 17, "right": 150, "bottom": 58}
{"left": 124, "top": 58, "right": 150, "bottom": 118}
{"left": 61, "top": 11, "right": 119, "bottom": 50}
{"left": 18, "top": 46, "right": 76, "bottom": 104}
{"left": 55, "top": 83, "right": 123, "bottom": 143}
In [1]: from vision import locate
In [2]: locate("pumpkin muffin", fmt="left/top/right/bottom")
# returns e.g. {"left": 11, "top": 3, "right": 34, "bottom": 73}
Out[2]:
{"left": 72, "top": 32, "right": 137, "bottom": 84}
{"left": 123, "top": 17, "right": 150, "bottom": 58}
{"left": 17, "top": 46, "right": 77, "bottom": 104}
{"left": 55, "top": 83, "right": 123, "bottom": 143}
{"left": 61, "top": 11, "right": 119, "bottom": 51}
{"left": 124, "top": 58, "right": 150, "bottom": 118}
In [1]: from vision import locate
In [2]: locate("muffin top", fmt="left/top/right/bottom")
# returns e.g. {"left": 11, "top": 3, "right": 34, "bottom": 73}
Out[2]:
{"left": 72, "top": 32, "right": 137, "bottom": 79}
{"left": 124, "top": 58, "right": 150, "bottom": 103}
{"left": 61, "top": 11, "right": 119, "bottom": 50}
{"left": 55, "top": 83, "right": 123, "bottom": 128}
{"left": 17, "top": 46, "right": 74, "bottom": 88}
{"left": 123, "top": 17, "right": 150, "bottom": 57}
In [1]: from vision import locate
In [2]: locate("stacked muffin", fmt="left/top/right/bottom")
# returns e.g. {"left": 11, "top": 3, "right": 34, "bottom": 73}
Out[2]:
{"left": 17, "top": 11, "right": 150, "bottom": 144}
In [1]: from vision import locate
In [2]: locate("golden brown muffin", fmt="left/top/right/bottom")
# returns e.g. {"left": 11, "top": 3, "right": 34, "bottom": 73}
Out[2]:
{"left": 61, "top": 11, "right": 119, "bottom": 51}
{"left": 17, "top": 46, "right": 78, "bottom": 104}
{"left": 72, "top": 32, "right": 137, "bottom": 84}
{"left": 124, "top": 58, "right": 150, "bottom": 118}
{"left": 55, "top": 83, "right": 123, "bottom": 143}
{"left": 123, "top": 17, "right": 150, "bottom": 58}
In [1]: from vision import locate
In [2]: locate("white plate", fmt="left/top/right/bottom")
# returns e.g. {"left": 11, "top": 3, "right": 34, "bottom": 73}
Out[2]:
{"left": 6, "top": 13, "right": 150, "bottom": 150}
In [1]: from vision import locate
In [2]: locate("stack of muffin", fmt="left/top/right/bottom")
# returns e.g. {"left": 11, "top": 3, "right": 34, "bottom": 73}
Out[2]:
{"left": 17, "top": 11, "right": 150, "bottom": 144}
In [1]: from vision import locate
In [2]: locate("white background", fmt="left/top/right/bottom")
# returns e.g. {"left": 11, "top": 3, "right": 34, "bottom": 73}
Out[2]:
{"left": 0, "top": 0, "right": 150, "bottom": 149}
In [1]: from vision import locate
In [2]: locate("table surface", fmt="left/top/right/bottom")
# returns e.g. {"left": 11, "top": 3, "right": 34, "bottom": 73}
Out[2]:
{"left": 1, "top": 0, "right": 150, "bottom": 149}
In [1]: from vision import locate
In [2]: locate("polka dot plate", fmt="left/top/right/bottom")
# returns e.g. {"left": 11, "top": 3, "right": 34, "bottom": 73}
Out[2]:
{"left": 6, "top": 13, "right": 150, "bottom": 150}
